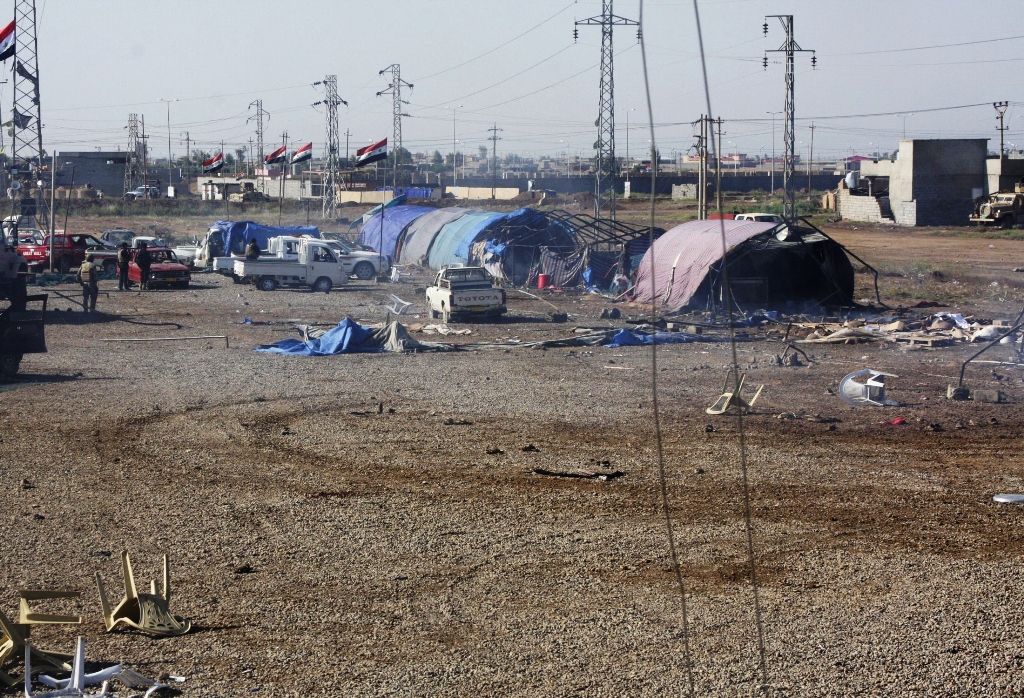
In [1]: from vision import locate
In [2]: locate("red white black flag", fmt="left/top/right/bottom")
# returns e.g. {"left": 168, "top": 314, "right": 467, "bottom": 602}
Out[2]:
{"left": 265, "top": 144, "right": 287, "bottom": 165}
{"left": 291, "top": 142, "right": 313, "bottom": 164}
{"left": 202, "top": 151, "right": 224, "bottom": 173}
{"left": 0, "top": 21, "right": 14, "bottom": 62}
{"left": 355, "top": 138, "right": 387, "bottom": 168}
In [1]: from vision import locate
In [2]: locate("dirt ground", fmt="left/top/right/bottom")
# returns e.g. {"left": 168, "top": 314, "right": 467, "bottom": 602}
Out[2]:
{"left": 2, "top": 208, "right": 1024, "bottom": 696}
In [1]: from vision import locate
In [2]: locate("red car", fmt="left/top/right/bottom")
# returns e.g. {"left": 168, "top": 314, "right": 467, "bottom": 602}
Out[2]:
{"left": 17, "top": 233, "right": 117, "bottom": 274}
{"left": 129, "top": 248, "right": 191, "bottom": 288}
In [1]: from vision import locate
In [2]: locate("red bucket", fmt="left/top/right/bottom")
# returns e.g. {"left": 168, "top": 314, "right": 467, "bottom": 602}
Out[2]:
{"left": 537, "top": 273, "right": 551, "bottom": 289}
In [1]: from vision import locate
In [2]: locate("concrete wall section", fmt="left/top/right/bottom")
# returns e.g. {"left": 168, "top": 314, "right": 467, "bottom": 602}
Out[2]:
{"left": 838, "top": 189, "right": 894, "bottom": 224}
{"left": 907, "top": 139, "right": 987, "bottom": 226}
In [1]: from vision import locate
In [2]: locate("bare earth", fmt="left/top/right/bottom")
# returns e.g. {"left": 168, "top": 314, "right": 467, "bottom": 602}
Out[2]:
{"left": 2, "top": 211, "right": 1024, "bottom": 697}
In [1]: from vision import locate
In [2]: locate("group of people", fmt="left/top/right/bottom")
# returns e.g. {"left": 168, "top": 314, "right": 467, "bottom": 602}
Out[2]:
{"left": 77, "top": 241, "right": 153, "bottom": 312}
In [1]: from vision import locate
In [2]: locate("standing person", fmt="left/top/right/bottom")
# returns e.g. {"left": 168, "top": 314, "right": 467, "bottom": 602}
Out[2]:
{"left": 116, "top": 242, "right": 131, "bottom": 291}
{"left": 245, "top": 238, "right": 261, "bottom": 260}
{"left": 78, "top": 253, "right": 99, "bottom": 312}
{"left": 136, "top": 242, "right": 152, "bottom": 291}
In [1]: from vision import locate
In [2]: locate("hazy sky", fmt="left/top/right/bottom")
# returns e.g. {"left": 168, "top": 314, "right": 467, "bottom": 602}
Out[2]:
{"left": 15, "top": 0, "right": 1024, "bottom": 163}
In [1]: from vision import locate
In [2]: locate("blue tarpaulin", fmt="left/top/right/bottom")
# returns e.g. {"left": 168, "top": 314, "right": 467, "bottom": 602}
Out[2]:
{"left": 604, "top": 329, "right": 697, "bottom": 347}
{"left": 255, "top": 318, "right": 383, "bottom": 356}
{"left": 211, "top": 221, "right": 320, "bottom": 256}
{"left": 357, "top": 205, "right": 434, "bottom": 260}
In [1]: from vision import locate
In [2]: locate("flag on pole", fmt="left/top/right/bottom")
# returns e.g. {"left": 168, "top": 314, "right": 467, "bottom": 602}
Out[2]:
{"left": 0, "top": 21, "right": 14, "bottom": 62}
{"left": 264, "top": 144, "right": 287, "bottom": 165}
{"left": 355, "top": 138, "right": 387, "bottom": 168}
{"left": 202, "top": 152, "right": 224, "bottom": 173}
{"left": 291, "top": 142, "right": 313, "bottom": 164}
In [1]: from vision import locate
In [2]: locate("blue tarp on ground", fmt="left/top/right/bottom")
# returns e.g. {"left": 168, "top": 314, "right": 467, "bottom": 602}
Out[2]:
{"left": 211, "top": 221, "right": 320, "bottom": 256}
{"left": 428, "top": 210, "right": 505, "bottom": 269}
{"left": 604, "top": 329, "right": 698, "bottom": 347}
{"left": 255, "top": 318, "right": 383, "bottom": 356}
{"left": 357, "top": 205, "right": 434, "bottom": 260}
{"left": 399, "top": 207, "right": 471, "bottom": 265}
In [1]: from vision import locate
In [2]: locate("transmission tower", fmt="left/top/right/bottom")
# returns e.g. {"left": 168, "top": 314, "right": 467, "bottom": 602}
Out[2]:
{"left": 377, "top": 64, "right": 413, "bottom": 190}
{"left": 488, "top": 123, "right": 502, "bottom": 199}
{"left": 764, "top": 15, "right": 815, "bottom": 221}
{"left": 248, "top": 99, "right": 268, "bottom": 190}
{"left": 575, "top": 1, "right": 638, "bottom": 222}
{"left": 313, "top": 75, "right": 347, "bottom": 219}
{"left": 11, "top": 0, "right": 46, "bottom": 227}
{"left": 124, "top": 114, "right": 141, "bottom": 195}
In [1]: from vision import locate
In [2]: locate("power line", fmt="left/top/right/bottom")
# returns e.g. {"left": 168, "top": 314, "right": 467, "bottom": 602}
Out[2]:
{"left": 827, "top": 32, "right": 1024, "bottom": 57}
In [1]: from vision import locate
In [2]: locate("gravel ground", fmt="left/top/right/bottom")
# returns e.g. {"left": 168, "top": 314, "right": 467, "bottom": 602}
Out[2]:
{"left": 2, "top": 263, "right": 1024, "bottom": 697}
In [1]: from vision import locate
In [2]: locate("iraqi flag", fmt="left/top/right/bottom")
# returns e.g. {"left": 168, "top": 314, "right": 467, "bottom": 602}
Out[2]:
{"left": 291, "top": 142, "right": 313, "bottom": 165}
{"left": 0, "top": 21, "right": 13, "bottom": 63}
{"left": 202, "top": 151, "right": 224, "bottom": 173}
{"left": 265, "top": 144, "right": 287, "bottom": 165}
{"left": 355, "top": 138, "right": 387, "bottom": 168}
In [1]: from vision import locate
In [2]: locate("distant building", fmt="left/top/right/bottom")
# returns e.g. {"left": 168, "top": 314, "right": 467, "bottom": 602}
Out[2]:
{"left": 54, "top": 151, "right": 128, "bottom": 198}
{"left": 839, "top": 139, "right": 988, "bottom": 226}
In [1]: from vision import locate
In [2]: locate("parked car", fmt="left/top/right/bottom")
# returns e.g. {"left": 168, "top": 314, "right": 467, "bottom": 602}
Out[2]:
{"left": 17, "top": 233, "right": 117, "bottom": 274}
{"left": 131, "top": 236, "right": 169, "bottom": 249}
{"left": 124, "top": 186, "right": 160, "bottom": 201}
{"left": 129, "top": 248, "right": 190, "bottom": 288}
{"left": 735, "top": 212, "right": 785, "bottom": 223}
{"left": 100, "top": 229, "right": 136, "bottom": 247}
{"left": 425, "top": 266, "right": 506, "bottom": 323}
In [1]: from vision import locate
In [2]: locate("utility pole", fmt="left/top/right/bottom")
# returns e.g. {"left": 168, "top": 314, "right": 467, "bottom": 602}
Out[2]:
{"left": 764, "top": 14, "right": 816, "bottom": 220}
{"left": 140, "top": 115, "right": 149, "bottom": 193}
{"left": 161, "top": 99, "right": 175, "bottom": 195}
{"left": 488, "top": 123, "right": 502, "bottom": 199}
{"left": 695, "top": 115, "right": 708, "bottom": 219}
{"left": 377, "top": 64, "right": 413, "bottom": 193}
{"left": 11, "top": 0, "right": 47, "bottom": 230}
{"left": 994, "top": 101, "right": 1009, "bottom": 159}
{"left": 344, "top": 129, "right": 351, "bottom": 166}
{"left": 808, "top": 122, "right": 815, "bottom": 202}
{"left": 314, "top": 75, "right": 347, "bottom": 219}
{"left": 575, "top": 1, "right": 639, "bottom": 221}
{"left": 277, "top": 131, "right": 288, "bottom": 225}
{"left": 248, "top": 99, "right": 268, "bottom": 191}
{"left": 124, "top": 114, "right": 141, "bottom": 195}
{"left": 715, "top": 117, "right": 723, "bottom": 213}
{"left": 246, "top": 137, "right": 253, "bottom": 178}
{"left": 179, "top": 131, "right": 191, "bottom": 188}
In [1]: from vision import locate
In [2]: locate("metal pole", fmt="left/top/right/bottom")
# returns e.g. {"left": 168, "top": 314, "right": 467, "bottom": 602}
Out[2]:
{"left": 715, "top": 117, "right": 723, "bottom": 213}
{"left": 165, "top": 100, "right": 173, "bottom": 195}
{"left": 48, "top": 153, "right": 55, "bottom": 271}
{"left": 808, "top": 122, "right": 814, "bottom": 203}
{"left": 452, "top": 106, "right": 458, "bottom": 188}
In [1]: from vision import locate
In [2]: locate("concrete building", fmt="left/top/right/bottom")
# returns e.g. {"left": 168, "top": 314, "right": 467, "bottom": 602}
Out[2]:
{"left": 838, "top": 139, "right": 988, "bottom": 226}
{"left": 54, "top": 151, "right": 128, "bottom": 197}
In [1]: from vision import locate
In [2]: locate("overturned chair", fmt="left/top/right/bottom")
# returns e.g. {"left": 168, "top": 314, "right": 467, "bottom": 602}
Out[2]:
{"left": 706, "top": 370, "right": 764, "bottom": 415}
{"left": 0, "top": 590, "right": 82, "bottom": 688}
{"left": 839, "top": 369, "right": 900, "bottom": 407}
{"left": 95, "top": 551, "right": 191, "bottom": 637}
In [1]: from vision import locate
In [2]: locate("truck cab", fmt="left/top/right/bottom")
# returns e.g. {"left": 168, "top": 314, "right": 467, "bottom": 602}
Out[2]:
{"left": 233, "top": 239, "right": 348, "bottom": 293}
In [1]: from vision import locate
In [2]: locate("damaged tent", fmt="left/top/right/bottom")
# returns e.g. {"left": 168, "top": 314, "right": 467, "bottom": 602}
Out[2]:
{"left": 398, "top": 207, "right": 471, "bottom": 265}
{"left": 633, "top": 219, "right": 855, "bottom": 312}
{"left": 255, "top": 318, "right": 452, "bottom": 355}
{"left": 356, "top": 205, "right": 435, "bottom": 261}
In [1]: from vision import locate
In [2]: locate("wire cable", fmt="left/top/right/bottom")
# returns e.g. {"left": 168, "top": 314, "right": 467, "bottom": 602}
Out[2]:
{"left": 691, "top": 0, "right": 770, "bottom": 693}
{"left": 637, "top": 2, "right": 695, "bottom": 696}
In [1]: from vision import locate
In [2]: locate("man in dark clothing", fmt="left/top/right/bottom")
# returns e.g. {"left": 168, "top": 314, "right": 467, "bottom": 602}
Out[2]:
{"left": 245, "top": 238, "right": 261, "bottom": 260}
{"left": 136, "top": 242, "right": 152, "bottom": 291}
{"left": 117, "top": 242, "right": 131, "bottom": 291}
{"left": 78, "top": 253, "right": 99, "bottom": 312}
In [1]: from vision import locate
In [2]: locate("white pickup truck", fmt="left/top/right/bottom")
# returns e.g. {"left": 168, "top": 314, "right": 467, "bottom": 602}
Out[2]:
{"left": 425, "top": 266, "right": 506, "bottom": 323}
{"left": 266, "top": 236, "right": 389, "bottom": 280}
{"left": 233, "top": 239, "right": 348, "bottom": 293}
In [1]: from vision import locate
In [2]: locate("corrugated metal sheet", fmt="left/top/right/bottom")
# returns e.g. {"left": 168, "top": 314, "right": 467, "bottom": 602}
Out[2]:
{"left": 427, "top": 211, "right": 504, "bottom": 270}
{"left": 399, "top": 207, "right": 471, "bottom": 265}
{"left": 633, "top": 219, "right": 777, "bottom": 309}
{"left": 356, "top": 205, "right": 434, "bottom": 259}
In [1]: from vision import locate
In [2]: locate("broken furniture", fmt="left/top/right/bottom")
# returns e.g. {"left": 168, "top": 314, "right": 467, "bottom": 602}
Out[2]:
{"left": 0, "top": 590, "right": 81, "bottom": 688}
{"left": 25, "top": 637, "right": 120, "bottom": 698}
{"left": 994, "top": 494, "right": 1024, "bottom": 504}
{"left": 385, "top": 294, "right": 413, "bottom": 316}
{"left": 706, "top": 371, "right": 764, "bottom": 415}
{"left": 95, "top": 552, "right": 191, "bottom": 636}
{"left": 839, "top": 369, "right": 900, "bottom": 407}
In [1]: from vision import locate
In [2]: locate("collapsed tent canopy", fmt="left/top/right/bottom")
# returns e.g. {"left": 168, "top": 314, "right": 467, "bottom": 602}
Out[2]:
{"left": 210, "top": 220, "right": 320, "bottom": 256}
{"left": 633, "top": 219, "right": 855, "bottom": 312}
{"left": 356, "top": 205, "right": 435, "bottom": 261}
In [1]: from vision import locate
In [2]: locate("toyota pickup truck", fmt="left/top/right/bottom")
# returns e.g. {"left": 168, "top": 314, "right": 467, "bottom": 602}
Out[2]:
{"left": 425, "top": 266, "right": 506, "bottom": 323}
{"left": 233, "top": 238, "right": 348, "bottom": 293}
{"left": 265, "top": 236, "right": 389, "bottom": 280}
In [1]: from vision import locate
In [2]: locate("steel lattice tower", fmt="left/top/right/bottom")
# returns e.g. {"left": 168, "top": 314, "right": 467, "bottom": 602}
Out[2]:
{"left": 123, "top": 113, "right": 141, "bottom": 194}
{"left": 377, "top": 64, "right": 412, "bottom": 190}
{"left": 11, "top": 0, "right": 46, "bottom": 225}
{"left": 576, "top": 1, "right": 637, "bottom": 222}
{"left": 314, "top": 75, "right": 347, "bottom": 219}
{"left": 248, "top": 99, "right": 268, "bottom": 190}
{"left": 764, "top": 15, "right": 815, "bottom": 220}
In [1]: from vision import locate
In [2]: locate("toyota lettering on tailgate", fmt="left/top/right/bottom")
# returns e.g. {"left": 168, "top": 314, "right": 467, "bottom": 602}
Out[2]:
{"left": 462, "top": 295, "right": 497, "bottom": 302}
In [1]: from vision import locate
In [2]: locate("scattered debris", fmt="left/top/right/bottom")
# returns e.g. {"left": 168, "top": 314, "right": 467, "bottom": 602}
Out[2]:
{"left": 521, "top": 444, "right": 540, "bottom": 452}
{"left": 924, "top": 423, "right": 944, "bottom": 432}
{"left": 879, "top": 417, "right": 906, "bottom": 426}
{"left": 96, "top": 551, "right": 191, "bottom": 636}
{"left": 485, "top": 447, "right": 505, "bottom": 455}
{"left": 532, "top": 468, "right": 624, "bottom": 481}
{"left": 26, "top": 636, "right": 121, "bottom": 698}
{"left": 599, "top": 307, "right": 621, "bottom": 320}
{"left": 0, "top": 590, "right": 83, "bottom": 688}
{"left": 549, "top": 312, "right": 568, "bottom": 323}
{"left": 233, "top": 564, "right": 255, "bottom": 575}
{"left": 706, "top": 370, "right": 764, "bottom": 415}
